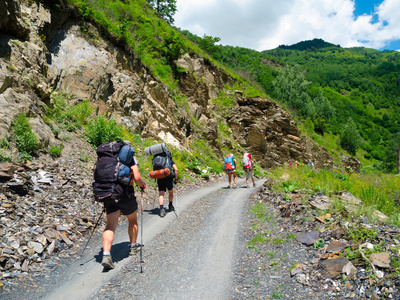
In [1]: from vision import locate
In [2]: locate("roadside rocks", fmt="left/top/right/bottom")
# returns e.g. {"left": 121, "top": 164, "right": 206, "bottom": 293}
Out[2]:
{"left": 0, "top": 158, "right": 102, "bottom": 287}
{"left": 240, "top": 182, "right": 400, "bottom": 299}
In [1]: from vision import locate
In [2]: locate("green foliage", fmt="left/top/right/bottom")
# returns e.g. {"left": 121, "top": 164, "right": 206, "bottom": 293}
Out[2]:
{"left": 272, "top": 65, "right": 312, "bottom": 116}
{"left": 250, "top": 203, "right": 272, "bottom": 222}
{"left": 346, "top": 226, "right": 378, "bottom": 243}
{"left": 198, "top": 34, "right": 221, "bottom": 55}
{"left": 0, "top": 137, "right": 9, "bottom": 149}
{"left": 79, "top": 153, "right": 90, "bottom": 162}
{"left": 12, "top": 114, "right": 40, "bottom": 161}
{"left": 147, "top": 0, "right": 177, "bottom": 24}
{"left": 281, "top": 181, "right": 298, "bottom": 193}
{"left": 45, "top": 93, "right": 94, "bottom": 131}
{"left": 49, "top": 145, "right": 63, "bottom": 157}
{"left": 339, "top": 118, "right": 361, "bottom": 156}
{"left": 269, "top": 165, "right": 400, "bottom": 223}
{"left": 85, "top": 116, "right": 123, "bottom": 147}
{"left": 162, "top": 30, "right": 188, "bottom": 66}
{"left": 313, "top": 239, "right": 325, "bottom": 249}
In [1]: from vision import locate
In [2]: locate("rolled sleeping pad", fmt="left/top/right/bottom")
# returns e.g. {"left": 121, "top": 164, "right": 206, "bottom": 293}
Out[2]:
{"left": 149, "top": 168, "right": 170, "bottom": 179}
{"left": 144, "top": 143, "right": 168, "bottom": 156}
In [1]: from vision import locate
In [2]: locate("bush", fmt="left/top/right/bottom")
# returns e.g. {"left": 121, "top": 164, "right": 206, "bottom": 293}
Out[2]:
{"left": 49, "top": 145, "right": 63, "bottom": 157}
{"left": 12, "top": 114, "right": 40, "bottom": 160}
{"left": 85, "top": 116, "right": 123, "bottom": 147}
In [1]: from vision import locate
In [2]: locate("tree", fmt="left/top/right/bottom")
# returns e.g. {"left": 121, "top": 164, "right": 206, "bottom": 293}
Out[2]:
{"left": 272, "top": 64, "right": 312, "bottom": 116}
{"left": 312, "top": 89, "right": 336, "bottom": 135}
{"left": 198, "top": 34, "right": 221, "bottom": 55}
{"left": 339, "top": 118, "right": 361, "bottom": 156}
{"left": 162, "top": 30, "right": 187, "bottom": 64}
{"left": 147, "top": 0, "right": 177, "bottom": 24}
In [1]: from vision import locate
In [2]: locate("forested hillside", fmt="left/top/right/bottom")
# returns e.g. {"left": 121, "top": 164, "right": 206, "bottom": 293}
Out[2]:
{"left": 182, "top": 33, "right": 400, "bottom": 172}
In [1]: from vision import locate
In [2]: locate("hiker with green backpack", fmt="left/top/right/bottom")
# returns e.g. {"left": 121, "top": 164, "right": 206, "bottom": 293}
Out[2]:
{"left": 92, "top": 140, "right": 146, "bottom": 270}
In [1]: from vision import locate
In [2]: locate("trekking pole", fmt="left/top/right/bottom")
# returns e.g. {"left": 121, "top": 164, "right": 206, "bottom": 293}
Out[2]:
{"left": 174, "top": 184, "right": 178, "bottom": 218}
{"left": 140, "top": 190, "right": 144, "bottom": 273}
{"left": 80, "top": 207, "right": 105, "bottom": 257}
{"left": 153, "top": 182, "right": 157, "bottom": 209}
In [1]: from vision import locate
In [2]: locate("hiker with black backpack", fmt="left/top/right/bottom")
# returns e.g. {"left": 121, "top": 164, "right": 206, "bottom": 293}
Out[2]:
{"left": 145, "top": 143, "right": 178, "bottom": 218}
{"left": 242, "top": 153, "right": 256, "bottom": 188}
{"left": 224, "top": 153, "right": 237, "bottom": 189}
{"left": 92, "top": 140, "right": 146, "bottom": 270}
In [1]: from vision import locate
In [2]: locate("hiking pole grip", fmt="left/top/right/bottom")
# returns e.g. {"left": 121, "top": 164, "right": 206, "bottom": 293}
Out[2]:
{"left": 80, "top": 207, "right": 105, "bottom": 257}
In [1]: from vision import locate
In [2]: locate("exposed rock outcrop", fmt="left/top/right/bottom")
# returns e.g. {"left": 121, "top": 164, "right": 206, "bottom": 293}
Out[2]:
{"left": 228, "top": 97, "right": 333, "bottom": 168}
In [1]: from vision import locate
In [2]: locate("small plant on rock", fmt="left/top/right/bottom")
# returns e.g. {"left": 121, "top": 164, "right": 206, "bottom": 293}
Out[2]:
{"left": 49, "top": 145, "right": 63, "bottom": 157}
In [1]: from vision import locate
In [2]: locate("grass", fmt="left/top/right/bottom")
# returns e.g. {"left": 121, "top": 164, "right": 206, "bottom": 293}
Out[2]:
{"left": 268, "top": 165, "right": 400, "bottom": 226}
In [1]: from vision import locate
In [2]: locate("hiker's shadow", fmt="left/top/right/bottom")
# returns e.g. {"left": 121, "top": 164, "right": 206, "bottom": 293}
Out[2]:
{"left": 94, "top": 241, "right": 130, "bottom": 272}
{"left": 145, "top": 207, "right": 161, "bottom": 215}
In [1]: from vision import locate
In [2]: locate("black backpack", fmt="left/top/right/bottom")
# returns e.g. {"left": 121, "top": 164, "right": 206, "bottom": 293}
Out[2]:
{"left": 152, "top": 151, "right": 175, "bottom": 178}
{"left": 92, "top": 140, "right": 134, "bottom": 204}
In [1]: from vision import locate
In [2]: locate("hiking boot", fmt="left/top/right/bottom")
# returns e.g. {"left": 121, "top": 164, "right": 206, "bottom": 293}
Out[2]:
{"left": 129, "top": 244, "right": 141, "bottom": 256}
{"left": 228, "top": 184, "right": 231, "bottom": 189}
{"left": 247, "top": 184, "right": 250, "bottom": 189}
{"left": 101, "top": 255, "right": 115, "bottom": 269}
{"left": 253, "top": 183, "right": 256, "bottom": 187}
{"left": 233, "top": 184, "right": 237, "bottom": 189}
{"left": 160, "top": 208, "right": 166, "bottom": 218}
{"left": 168, "top": 202, "right": 175, "bottom": 212}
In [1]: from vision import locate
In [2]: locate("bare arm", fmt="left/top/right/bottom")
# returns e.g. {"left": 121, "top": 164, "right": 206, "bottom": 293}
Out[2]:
{"left": 130, "top": 165, "right": 145, "bottom": 188}
{"left": 172, "top": 164, "right": 178, "bottom": 180}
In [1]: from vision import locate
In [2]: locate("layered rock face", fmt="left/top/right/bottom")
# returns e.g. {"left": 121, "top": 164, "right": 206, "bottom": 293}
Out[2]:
{"left": 228, "top": 97, "right": 333, "bottom": 168}
{"left": 0, "top": 0, "right": 334, "bottom": 168}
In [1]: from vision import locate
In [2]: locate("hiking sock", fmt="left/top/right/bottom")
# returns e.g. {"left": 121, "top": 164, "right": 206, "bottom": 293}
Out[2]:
{"left": 103, "top": 251, "right": 111, "bottom": 256}
{"left": 160, "top": 205, "right": 164, "bottom": 210}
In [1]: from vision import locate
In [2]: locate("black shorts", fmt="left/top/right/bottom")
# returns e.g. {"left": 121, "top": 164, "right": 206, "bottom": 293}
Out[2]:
{"left": 104, "top": 186, "right": 138, "bottom": 215}
{"left": 157, "top": 177, "right": 174, "bottom": 192}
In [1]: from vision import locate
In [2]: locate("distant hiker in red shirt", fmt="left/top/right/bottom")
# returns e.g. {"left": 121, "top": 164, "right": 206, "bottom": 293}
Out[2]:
{"left": 242, "top": 153, "right": 255, "bottom": 188}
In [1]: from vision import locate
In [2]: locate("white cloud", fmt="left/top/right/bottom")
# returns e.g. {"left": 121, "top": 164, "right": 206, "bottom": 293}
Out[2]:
{"left": 174, "top": 0, "right": 400, "bottom": 51}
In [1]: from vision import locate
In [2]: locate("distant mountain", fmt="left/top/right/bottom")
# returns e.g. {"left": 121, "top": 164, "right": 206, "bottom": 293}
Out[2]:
{"left": 278, "top": 38, "right": 340, "bottom": 51}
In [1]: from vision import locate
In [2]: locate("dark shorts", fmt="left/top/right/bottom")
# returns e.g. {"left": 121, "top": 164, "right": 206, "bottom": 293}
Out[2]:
{"left": 104, "top": 186, "right": 137, "bottom": 215}
{"left": 157, "top": 177, "right": 174, "bottom": 192}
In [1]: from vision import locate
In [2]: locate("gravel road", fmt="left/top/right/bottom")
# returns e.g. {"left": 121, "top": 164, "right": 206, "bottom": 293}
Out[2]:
{"left": 8, "top": 178, "right": 265, "bottom": 299}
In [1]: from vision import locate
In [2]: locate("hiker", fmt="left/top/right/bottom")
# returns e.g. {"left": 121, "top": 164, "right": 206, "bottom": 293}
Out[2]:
{"left": 242, "top": 153, "right": 256, "bottom": 188}
{"left": 157, "top": 159, "right": 178, "bottom": 218}
{"left": 224, "top": 153, "right": 237, "bottom": 188}
{"left": 101, "top": 154, "right": 146, "bottom": 270}
{"left": 144, "top": 143, "right": 178, "bottom": 218}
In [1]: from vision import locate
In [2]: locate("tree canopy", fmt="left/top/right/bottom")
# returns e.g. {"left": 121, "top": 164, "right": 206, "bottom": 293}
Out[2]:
{"left": 147, "top": 0, "right": 177, "bottom": 24}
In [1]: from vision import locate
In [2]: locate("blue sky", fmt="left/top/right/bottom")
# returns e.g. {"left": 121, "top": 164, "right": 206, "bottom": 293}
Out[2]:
{"left": 174, "top": 0, "right": 400, "bottom": 51}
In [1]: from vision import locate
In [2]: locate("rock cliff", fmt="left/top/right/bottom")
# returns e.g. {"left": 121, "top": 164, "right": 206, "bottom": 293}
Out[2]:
{"left": 0, "top": 0, "right": 334, "bottom": 168}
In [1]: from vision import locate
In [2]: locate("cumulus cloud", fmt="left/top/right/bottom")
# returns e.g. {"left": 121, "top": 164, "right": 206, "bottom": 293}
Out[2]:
{"left": 174, "top": 0, "right": 400, "bottom": 51}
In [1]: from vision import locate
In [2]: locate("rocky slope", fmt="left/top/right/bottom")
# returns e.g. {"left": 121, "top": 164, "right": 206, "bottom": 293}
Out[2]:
{"left": 0, "top": 0, "right": 344, "bottom": 169}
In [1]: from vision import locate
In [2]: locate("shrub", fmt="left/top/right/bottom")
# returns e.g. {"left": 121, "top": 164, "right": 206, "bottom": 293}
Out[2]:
{"left": 0, "top": 137, "right": 9, "bottom": 149}
{"left": 85, "top": 116, "right": 123, "bottom": 147}
{"left": 12, "top": 114, "right": 40, "bottom": 160}
{"left": 49, "top": 145, "right": 63, "bottom": 157}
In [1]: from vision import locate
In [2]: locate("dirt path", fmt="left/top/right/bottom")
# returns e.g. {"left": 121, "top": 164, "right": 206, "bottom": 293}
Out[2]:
{"left": 9, "top": 178, "right": 264, "bottom": 299}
